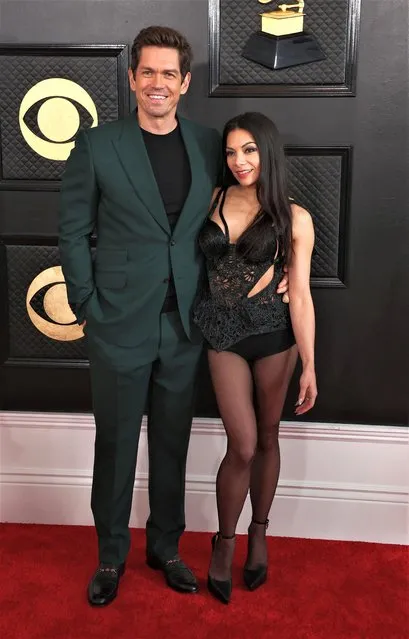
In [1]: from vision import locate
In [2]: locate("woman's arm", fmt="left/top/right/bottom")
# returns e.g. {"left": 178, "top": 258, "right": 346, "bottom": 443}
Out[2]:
{"left": 288, "top": 204, "right": 317, "bottom": 415}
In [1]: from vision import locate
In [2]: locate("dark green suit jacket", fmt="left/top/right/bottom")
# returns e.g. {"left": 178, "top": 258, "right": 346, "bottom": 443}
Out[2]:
{"left": 59, "top": 111, "right": 221, "bottom": 348}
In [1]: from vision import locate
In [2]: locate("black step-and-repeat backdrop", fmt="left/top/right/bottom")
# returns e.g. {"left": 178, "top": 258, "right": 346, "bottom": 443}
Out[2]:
{"left": 0, "top": 0, "right": 407, "bottom": 425}
{"left": 0, "top": 44, "right": 129, "bottom": 410}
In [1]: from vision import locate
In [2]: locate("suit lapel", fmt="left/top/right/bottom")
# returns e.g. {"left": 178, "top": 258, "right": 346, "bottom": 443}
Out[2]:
{"left": 112, "top": 111, "right": 170, "bottom": 234}
{"left": 173, "top": 116, "right": 207, "bottom": 237}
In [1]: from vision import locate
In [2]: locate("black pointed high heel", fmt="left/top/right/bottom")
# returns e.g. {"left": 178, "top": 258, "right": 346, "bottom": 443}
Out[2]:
{"left": 243, "top": 518, "right": 269, "bottom": 591}
{"left": 207, "top": 533, "right": 235, "bottom": 604}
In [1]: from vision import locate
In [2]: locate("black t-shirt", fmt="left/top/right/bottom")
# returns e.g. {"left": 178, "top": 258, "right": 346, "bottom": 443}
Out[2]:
{"left": 141, "top": 125, "right": 191, "bottom": 230}
{"left": 142, "top": 125, "right": 191, "bottom": 312}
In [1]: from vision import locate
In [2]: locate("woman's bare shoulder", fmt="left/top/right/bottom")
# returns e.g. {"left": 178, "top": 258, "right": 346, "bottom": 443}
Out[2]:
{"left": 290, "top": 202, "right": 310, "bottom": 219}
{"left": 290, "top": 203, "right": 314, "bottom": 239}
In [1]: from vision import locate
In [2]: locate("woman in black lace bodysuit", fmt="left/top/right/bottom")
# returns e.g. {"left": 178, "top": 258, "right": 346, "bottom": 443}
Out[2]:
{"left": 193, "top": 112, "right": 317, "bottom": 604}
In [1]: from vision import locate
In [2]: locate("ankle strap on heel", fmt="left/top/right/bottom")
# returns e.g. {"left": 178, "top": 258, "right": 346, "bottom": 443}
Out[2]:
{"left": 217, "top": 532, "right": 236, "bottom": 540}
{"left": 251, "top": 518, "right": 269, "bottom": 529}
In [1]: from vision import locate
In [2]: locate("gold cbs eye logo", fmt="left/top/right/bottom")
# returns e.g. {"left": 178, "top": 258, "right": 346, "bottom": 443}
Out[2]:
{"left": 26, "top": 266, "right": 84, "bottom": 341}
{"left": 19, "top": 78, "right": 98, "bottom": 161}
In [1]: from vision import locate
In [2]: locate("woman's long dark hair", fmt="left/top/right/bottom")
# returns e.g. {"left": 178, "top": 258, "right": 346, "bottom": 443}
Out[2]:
{"left": 222, "top": 112, "right": 293, "bottom": 264}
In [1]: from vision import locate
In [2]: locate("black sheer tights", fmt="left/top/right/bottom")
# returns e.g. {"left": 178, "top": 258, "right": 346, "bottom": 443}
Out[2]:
{"left": 208, "top": 344, "right": 298, "bottom": 581}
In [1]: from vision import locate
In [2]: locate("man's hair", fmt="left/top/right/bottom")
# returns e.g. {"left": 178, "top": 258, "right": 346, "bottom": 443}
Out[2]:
{"left": 130, "top": 26, "right": 193, "bottom": 79}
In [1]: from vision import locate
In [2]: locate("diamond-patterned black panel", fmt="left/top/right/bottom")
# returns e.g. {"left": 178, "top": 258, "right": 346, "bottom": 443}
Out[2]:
{"left": 287, "top": 154, "right": 343, "bottom": 278}
{"left": 217, "top": 0, "right": 350, "bottom": 85}
{"left": 0, "top": 47, "right": 127, "bottom": 181}
{"left": 7, "top": 245, "right": 88, "bottom": 360}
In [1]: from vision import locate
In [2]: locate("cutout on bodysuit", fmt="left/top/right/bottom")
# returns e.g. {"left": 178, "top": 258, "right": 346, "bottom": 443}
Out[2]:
{"left": 247, "top": 239, "right": 280, "bottom": 298}
{"left": 247, "top": 264, "right": 275, "bottom": 298}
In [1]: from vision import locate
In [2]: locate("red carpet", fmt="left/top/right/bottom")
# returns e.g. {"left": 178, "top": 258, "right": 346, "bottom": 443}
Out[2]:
{"left": 0, "top": 524, "right": 407, "bottom": 639}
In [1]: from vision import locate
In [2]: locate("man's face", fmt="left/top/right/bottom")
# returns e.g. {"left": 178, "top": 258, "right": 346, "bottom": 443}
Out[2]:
{"left": 129, "top": 46, "right": 191, "bottom": 120}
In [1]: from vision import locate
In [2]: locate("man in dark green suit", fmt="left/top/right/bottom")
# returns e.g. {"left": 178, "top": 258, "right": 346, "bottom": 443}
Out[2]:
{"left": 59, "top": 26, "right": 288, "bottom": 606}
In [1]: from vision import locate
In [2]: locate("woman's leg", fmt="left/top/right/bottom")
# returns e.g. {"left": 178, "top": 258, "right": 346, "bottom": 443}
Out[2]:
{"left": 246, "top": 345, "right": 298, "bottom": 569}
{"left": 207, "top": 348, "right": 257, "bottom": 581}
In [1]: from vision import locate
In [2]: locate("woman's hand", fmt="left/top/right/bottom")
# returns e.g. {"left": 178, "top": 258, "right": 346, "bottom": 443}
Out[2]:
{"left": 277, "top": 265, "right": 289, "bottom": 302}
{"left": 295, "top": 367, "right": 317, "bottom": 415}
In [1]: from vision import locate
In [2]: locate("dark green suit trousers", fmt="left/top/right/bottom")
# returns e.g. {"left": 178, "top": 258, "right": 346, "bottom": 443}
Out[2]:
{"left": 88, "top": 311, "right": 203, "bottom": 564}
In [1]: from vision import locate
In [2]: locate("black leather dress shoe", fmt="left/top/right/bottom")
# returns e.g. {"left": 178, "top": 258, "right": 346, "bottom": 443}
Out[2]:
{"left": 87, "top": 562, "right": 125, "bottom": 606}
{"left": 146, "top": 554, "right": 198, "bottom": 593}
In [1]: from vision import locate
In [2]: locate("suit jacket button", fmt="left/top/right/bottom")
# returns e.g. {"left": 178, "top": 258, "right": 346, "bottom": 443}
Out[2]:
{"left": 170, "top": 240, "right": 176, "bottom": 246}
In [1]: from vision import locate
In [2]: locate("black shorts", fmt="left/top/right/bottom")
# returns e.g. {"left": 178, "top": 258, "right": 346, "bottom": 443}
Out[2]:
{"left": 208, "top": 329, "right": 296, "bottom": 362}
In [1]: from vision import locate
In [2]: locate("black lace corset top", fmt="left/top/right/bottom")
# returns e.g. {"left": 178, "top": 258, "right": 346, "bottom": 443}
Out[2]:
{"left": 194, "top": 188, "right": 292, "bottom": 350}
{"left": 199, "top": 188, "right": 277, "bottom": 261}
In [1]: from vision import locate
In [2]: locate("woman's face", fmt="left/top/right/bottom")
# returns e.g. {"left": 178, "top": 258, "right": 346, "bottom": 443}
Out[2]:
{"left": 225, "top": 128, "right": 260, "bottom": 187}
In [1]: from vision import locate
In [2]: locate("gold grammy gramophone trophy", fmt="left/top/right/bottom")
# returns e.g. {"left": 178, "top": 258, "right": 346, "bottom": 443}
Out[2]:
{"left": 242, "top": 1, "right": 325, "bottom": 70}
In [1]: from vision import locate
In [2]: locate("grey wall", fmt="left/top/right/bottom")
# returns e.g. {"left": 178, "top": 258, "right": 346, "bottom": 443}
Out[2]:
{"left": 1, "top": 0, "right": 408, "bottom": 424}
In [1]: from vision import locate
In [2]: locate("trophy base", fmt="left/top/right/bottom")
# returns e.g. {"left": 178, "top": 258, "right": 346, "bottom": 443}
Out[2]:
{"left": 242, "top": 31, "right": 325, "bottom": 70}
